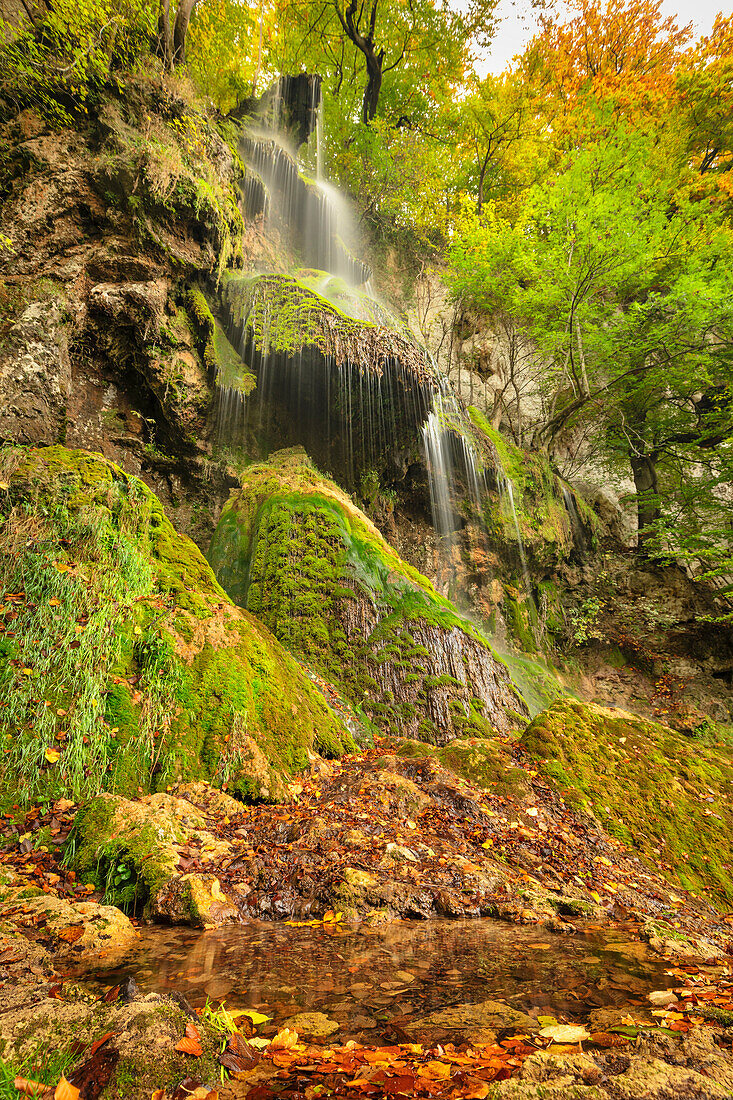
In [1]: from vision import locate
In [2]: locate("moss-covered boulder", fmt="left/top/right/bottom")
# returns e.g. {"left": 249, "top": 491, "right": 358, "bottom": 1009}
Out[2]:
{"left": 0, "top": 445, "right": 352, "bottom": 808}
{"left": 520, "top": 699, "right": 733, "bottom": 905}
{"left": 208, "top": 451, "right": 528, "bottom": 743}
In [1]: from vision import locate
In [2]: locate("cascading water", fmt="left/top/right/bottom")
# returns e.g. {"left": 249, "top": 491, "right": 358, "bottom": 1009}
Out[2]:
{"left": 214, "top": 75, "right": 538, "bottom": 591}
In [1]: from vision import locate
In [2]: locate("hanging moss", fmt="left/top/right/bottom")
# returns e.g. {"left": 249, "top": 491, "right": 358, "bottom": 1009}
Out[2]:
{"left": 220, "top": 272, "right": 436, "bottom": 383}
{"left": 521, "top": 699, "right": 733, "bottom": 905}
{"left": 0, "top": 445, "right": 352, "bottom": 808}
{"left": 208, "top": 452, "right": 528, "bottom": 744}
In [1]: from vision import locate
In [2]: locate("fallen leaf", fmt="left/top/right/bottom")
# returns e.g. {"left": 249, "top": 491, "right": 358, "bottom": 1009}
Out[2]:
{"left": 175, "top": 1036, "right": 203, "bottom": 1057}
{"left": 14, "top": 1078, "right": 48, "bottom": 1097}
{"left": 539, "top": 1025, "right": 590, "bottom": 1043}
{"left": 54, "top": 1078, "right": 80, "bottom": 1100}
{"left": 44, "top": 748, "right": 62, "bottom": 764}
{"left": 236, "top": 1009, "right": 271, "bottom": 1027}
{"left": 269, "top": 1028, "right": 299, "bottom": 1050}
{"left": 57, "top": 926, "right": 84, "bottom": 944}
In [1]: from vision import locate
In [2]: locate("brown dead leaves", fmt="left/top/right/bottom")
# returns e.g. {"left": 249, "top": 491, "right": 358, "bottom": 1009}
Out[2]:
{"left": 175, "top": 1021, "right": 204, "bottom": 1057}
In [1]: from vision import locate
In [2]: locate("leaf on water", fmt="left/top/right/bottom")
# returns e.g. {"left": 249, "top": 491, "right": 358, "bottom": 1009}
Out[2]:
{"left": 236, "top": 1009, "right": 271, "bottom": 1026}
{"left": 539, "top": 1025, "right": 590, "bottom": 1043}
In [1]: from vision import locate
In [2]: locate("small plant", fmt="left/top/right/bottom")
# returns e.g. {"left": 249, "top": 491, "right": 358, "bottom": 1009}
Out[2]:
{"left": 568, "top": 597, "right": 605, "bottom": 645}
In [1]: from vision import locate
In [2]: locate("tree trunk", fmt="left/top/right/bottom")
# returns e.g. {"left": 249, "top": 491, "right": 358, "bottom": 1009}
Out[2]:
{"left": 362, "top": 49, "right": 383, "bottom": 123}
{"left": 630, "top": 452, "right": 660, "bottom": 550}
{"left": 172, "top": 0, "right": 197, "bottom": 66}
{"left": 156, "top": 0, "right": 172, "bottom": 70}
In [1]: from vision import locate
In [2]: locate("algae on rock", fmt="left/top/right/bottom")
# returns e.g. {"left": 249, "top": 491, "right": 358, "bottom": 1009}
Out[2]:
{"left": 0, "top": 445, "right": 352, "bottom": 807}
{"left": 208, "top": 450, "right": 528, "bottom": 743}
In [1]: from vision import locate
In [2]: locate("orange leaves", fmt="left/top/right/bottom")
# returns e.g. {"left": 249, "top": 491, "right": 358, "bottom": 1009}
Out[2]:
{"left": 14, "top": 1079, "right": 48, "bottom": 1098}
{"left": 57, "top": 925, "right": 84, "bottom": 944}
{"left": 14, "top": 1079, "right": 81, "bottom": 1100}
{"left": 54, "top": 1079, "right": 80, "bottom": 1100}
{"left": 175, "top": 1021, "right": 204, "bottom": 1057}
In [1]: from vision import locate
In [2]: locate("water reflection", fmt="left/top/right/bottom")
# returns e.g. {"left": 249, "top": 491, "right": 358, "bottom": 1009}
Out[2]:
{"left": 73, "top": 920, "right": 669, "bottom": 1035}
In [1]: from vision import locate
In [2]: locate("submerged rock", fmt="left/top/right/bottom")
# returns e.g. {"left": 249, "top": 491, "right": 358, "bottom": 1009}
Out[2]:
{"left": 408, "top": 999, "right": 538, "bottom": 1046}
{"left": 209, "top": 452, "right": 528, "bottom": 743}
{"left": 282, "top": 1011, "right": 340, "bottom": 1039}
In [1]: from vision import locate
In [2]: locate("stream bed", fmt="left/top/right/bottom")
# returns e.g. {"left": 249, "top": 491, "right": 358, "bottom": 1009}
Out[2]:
{"left": 69, "top": 919, "right": 671, "bottom": 1037}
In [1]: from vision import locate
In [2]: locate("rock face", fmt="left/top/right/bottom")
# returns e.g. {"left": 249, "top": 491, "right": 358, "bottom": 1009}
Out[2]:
{"left": 209, "top": 451, "right": 528, "bottom": 742}
{"left": 0, "top": 92, "right": 245, "bottom": 547}
{"left": 520, "top": 699, "right": 733, "bottom": 905}
{"left": 0, "top": 446, "right": 352, "bottom": 810}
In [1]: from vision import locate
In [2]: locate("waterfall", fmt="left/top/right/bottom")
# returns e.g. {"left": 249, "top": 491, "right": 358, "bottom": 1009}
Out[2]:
{"left": 497, "top": 471, "right": 532, "bottom": 595}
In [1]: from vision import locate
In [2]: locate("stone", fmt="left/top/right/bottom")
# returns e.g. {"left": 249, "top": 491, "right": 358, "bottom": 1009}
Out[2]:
{"left": 0, "top": 894, "right": 137, "bottom": 962}
{"left": 152, "top": 873, "right": 238, "bottom": 927}
{"left": 408, "top": 999, "right": 538, "bottom": 1042}
{"left": 282, "top": 1011, "right": 340, "bottom": 1039}
{"left": 173, "top": 782, "right": 244, "bottom": 819}
{"left": 0, "top": 299, "right": 70, "bottom": 445}
{"left": 383, "top": 841, "right": 419, "bottom": 863}
{"left": 612, "top": 1056, "right": 730, "bottom": 1099}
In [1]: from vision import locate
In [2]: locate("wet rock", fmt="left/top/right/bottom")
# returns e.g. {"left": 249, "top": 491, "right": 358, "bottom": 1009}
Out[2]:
{"left": 152, "top": 873, "right": 238, "bottom": 927}
{"left": 173, "top": 781, "right": 244, "bottom": 819}
{"left": 282, "top": 1011, "right": 340, "bottom": 1039}
{"left": 408, "top": 999, "right": 538, "bottom": 1045}
{"left": 612, "top": 1056, "right": 730, "bottom": 1099}
{"left": 642, "top": 920, "right": 724, "bottom": 963}
{"left": 71, "top": 791, "right": 236, "bottom": 921}
{"left": 0, "top": 894, "right": 136, "bottom": 962}
{"left": 0, "top": 298, "right": 70, "bottom": 445}
{"left": 383, "top": 841, "right": 419, "bottom": 863}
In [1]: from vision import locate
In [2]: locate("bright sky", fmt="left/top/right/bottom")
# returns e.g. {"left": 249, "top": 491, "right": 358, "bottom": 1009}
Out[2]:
{"left": 482, "top": 0, "right": 727, "bottom": 73}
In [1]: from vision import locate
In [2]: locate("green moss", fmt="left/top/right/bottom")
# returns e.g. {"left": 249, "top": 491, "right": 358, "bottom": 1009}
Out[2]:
{"left": 0, "top": 445, "right": 351, "bottom": 808}
{"left": 220, "top": 272, "right": 429, "bottom": 378}
{"left": 208, "top": 453, "right": 525, "bottom": 742}
{"left": 521, "top": 699, "right": 733, "bottom": 905}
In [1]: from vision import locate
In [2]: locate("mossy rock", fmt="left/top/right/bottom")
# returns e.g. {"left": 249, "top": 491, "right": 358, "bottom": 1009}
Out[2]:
{"left": 208, "top": 452, "right": 527, "bottom": 744}
{"left": 520, "top": 699, "right": 733, "bottom": 905}
{"left": 0, "top": 445, "right": 352, "bottom": 809}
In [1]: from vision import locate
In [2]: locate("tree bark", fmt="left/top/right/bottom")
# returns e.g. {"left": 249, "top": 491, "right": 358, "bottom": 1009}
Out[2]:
{"left": 630, "top": 452, "right": 660, "bottom": 550}
{"left": 156, "top": 0, "right": 172, "bottom": 70}
{"left": 362, "top": 48, "right": 383, "bottom": 123}
{"left": 172, "top": 0, "right": 197, "bottom": 65}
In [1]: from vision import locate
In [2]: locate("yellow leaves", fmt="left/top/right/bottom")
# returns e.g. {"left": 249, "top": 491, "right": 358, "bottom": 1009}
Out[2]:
{"left": 539, "top": 1024, "right": 590, "bottom": 1043}
{"left": 481, "top": 839, "right": 493, "bottom": 848}
{"left": 53, "top": 562, "right": 71, "bottom": 573}
{"left": 323, "top": 909, "right": 343, "bottom": 924}
{"left": 49, "top": 598, "right": 61, "bottom": 607}
{"left": 21, "top": 668, "right": 33, "bottom": 676}
{"left": 236, "top": 1009, "right": 271, "bottom": 1026}
{"left": 44, "top": 748, "right": 62, "bottom": 764}
{"left": 417, "top": 1060, "right": 451, "bottom": 1080}
{"left": 589, "top": 890, "right": 602, "bottom": 904}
